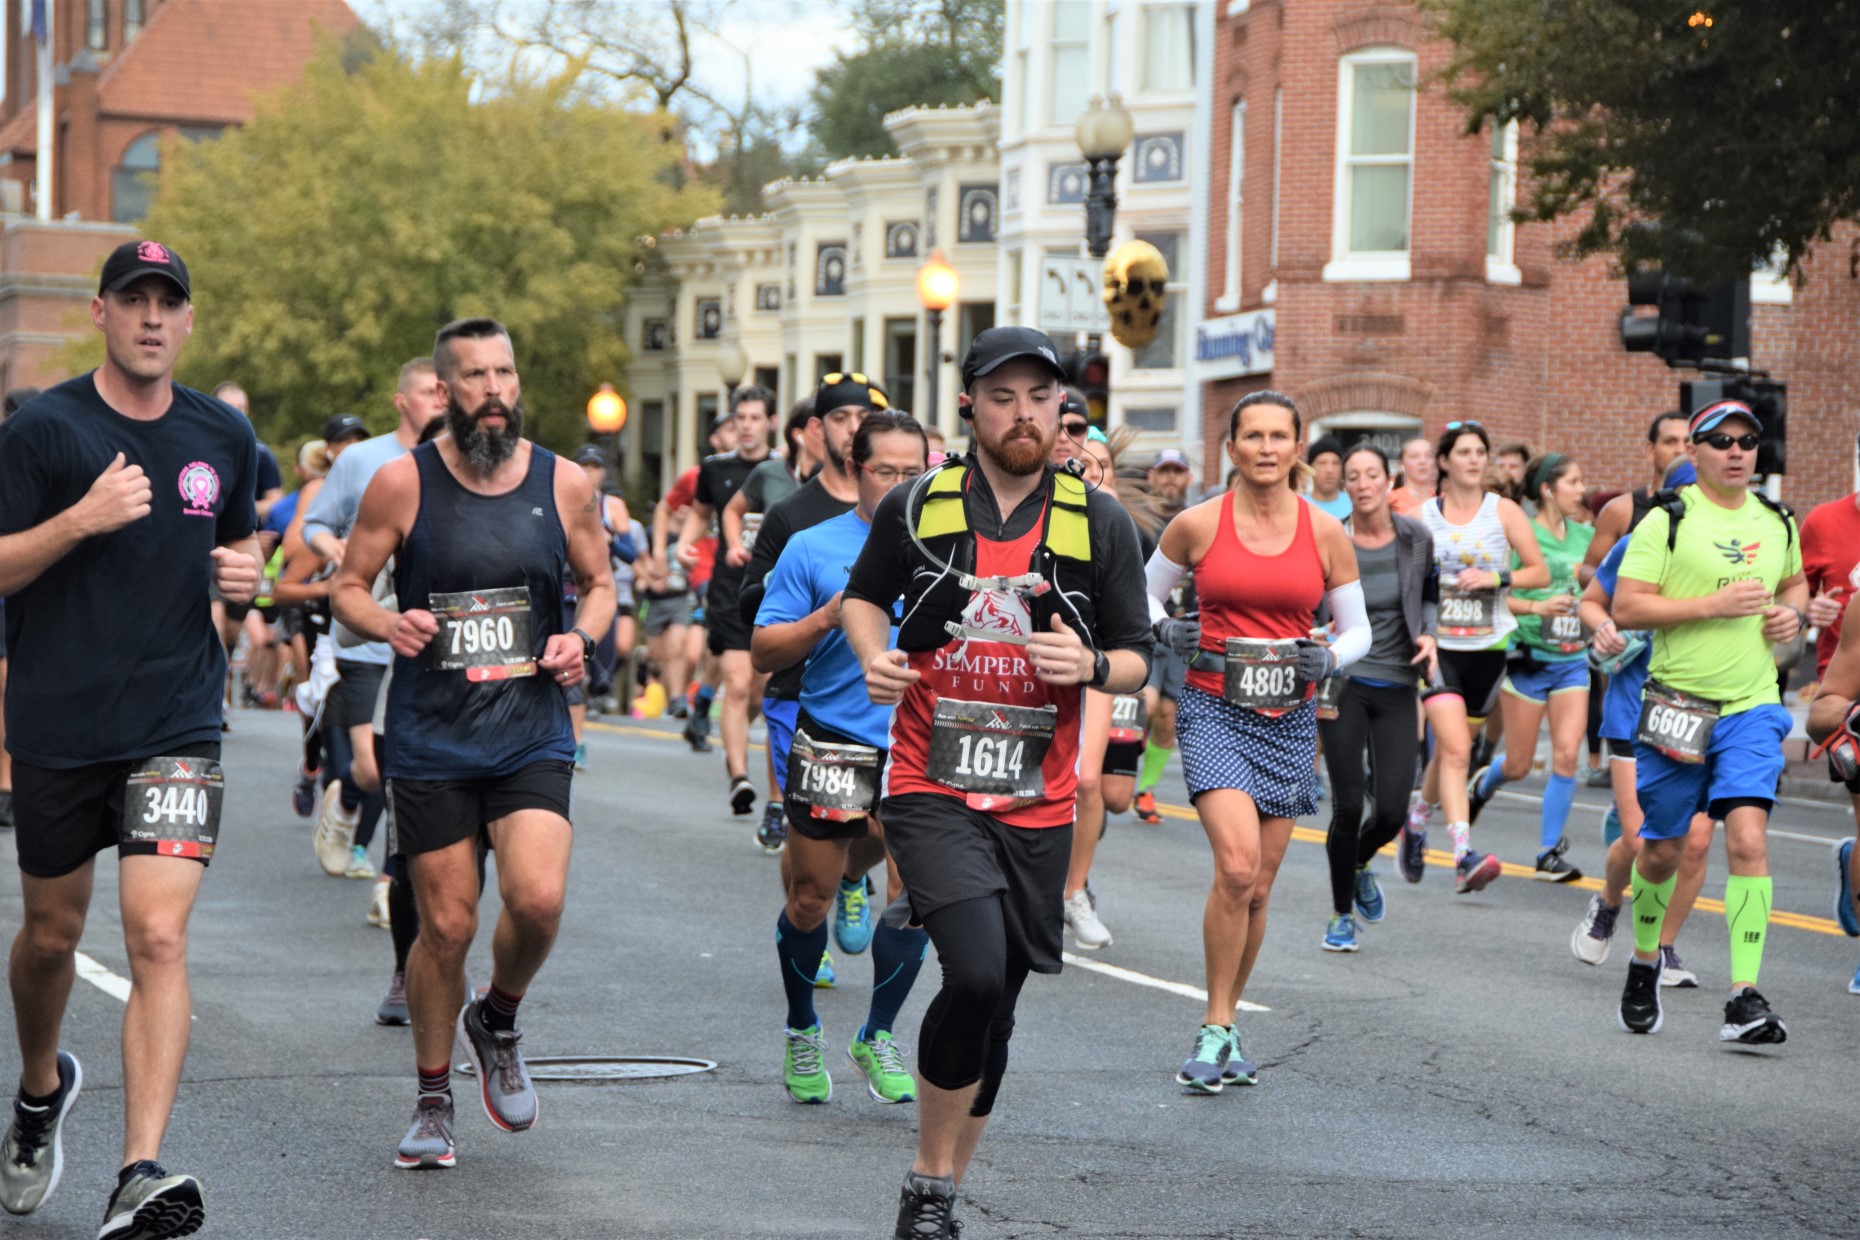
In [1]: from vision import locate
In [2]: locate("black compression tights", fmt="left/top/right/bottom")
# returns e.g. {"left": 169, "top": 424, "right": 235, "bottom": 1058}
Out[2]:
{"left": 1319, "top": 679, "right": 1422, "bottom": 916}
{"left": 917, "top": 896, "right": 1032, "bottom": 1118}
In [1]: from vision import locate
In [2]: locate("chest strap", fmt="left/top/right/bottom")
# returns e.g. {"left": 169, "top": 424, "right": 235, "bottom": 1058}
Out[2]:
{"left": 913, "top": 464, "right": 1094, "bottom": 593}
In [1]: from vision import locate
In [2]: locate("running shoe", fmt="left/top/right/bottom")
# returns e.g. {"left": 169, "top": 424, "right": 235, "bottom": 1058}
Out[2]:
{"left": 0, "top": 790, "right": 12, "bottom": 830}
{"left": 814, "top": 949, "right": 836, "bottom": 989}
{"left": 893, "top": 1170, "right": 957, "bottom": 1239}
{"left": 97, "top": 1160, "right": 204, "bottom": 1238}
{"left": 289, "top": 768, "right": 318, "bottom": 819}
{"left": 1617, "top": 956, "right": 1663, "bottom": 1034}
{"left": 1849, "top": 960, "right": 1860, "bottom": 996}
{"left": 344, "top": 844, "right": 377, "bottom": 881}
{"left": 573, "top": 742, "right": 588, "bottom": 772}
{"left": 393, "top": 1096, "right": 456, "bottom": 1170}
{"left": 668, "top": 698, "right": 689, "bottom": 721}
{"left": 1583, "top": 764, "right": 1610, "bottom": 789}
{"left": 1834, "top": 839, "right": 1859, "bottom": 937}
{"left": 1600, "top": 805, "right": 1622, "bottom": 847}
{"left": 683, "top": 711, "right": 711, "bottom": 753}
{"left": 1659, "top": 945, "right": 1698, "bottom": 989}
{"left": 1132, "top": 791, "right": 1162, "bottom": 825}
{"left": 1470, "top": 733, "right": 1497, "bottom": 773}
{"left": 1353, "top": 867, "right": 1385, "bottom": 923}
{"left": 756, "top": 802, "right": 786, "bottom": 854}
{"left": 1222, "top": 1027, "right": 1259, "bottom": 1087}
{"left": 1533, "top": 837, "right": 1582, "bottom": 883}
{"left": 835, "top": 878, "right": 875, "bottom": 955}
{"left": 1063, "top": 889, "right": 1113, "bottom": 950}
{"left": 0, "top": 1050, "right": 80, "bottom": 1216}
{"left": 1720, "top": 987, "right": 1787, "bottom": 1045}
{"left": 456, "top": 998, "right": 538, "bottom": 1132}
{"left": 1466, "top": 765, "right": 1497, "bottom": 825}
{"left": 729, "top": 775, "right": 757, "bottom": 816}
{"left": 1571, "top": 894, "right": 1619, "bottom": 966}
{"left": 1322, "top": 914, "right": 1359, "bottom": 953}
{"left": 367, "top": 876, "right": 392, "bottom": 928}
{"left": 783, "top": 1025, "right": 831, "bottom": 1104}
{"left": 1453, "top": 849, "right": 1501, "bottom": 894}
{"left": 1397, "top": 822, "right": 1428, "bottom": 885}
{"left": 375, "top": 972, "right": 409, "bottom": 1026}
{"left": 312, "top": 780, "right": 359, "bottom": 877}
{"left": 848, "top": 1031, "right": 914, "bottom": 1104}
{"left": 1175, "top": 1024, "right": 1233, "bottom": 1095}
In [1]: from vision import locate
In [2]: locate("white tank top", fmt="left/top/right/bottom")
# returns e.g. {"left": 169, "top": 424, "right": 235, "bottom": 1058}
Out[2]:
{"left": 1422, "top": 491, "right": 1517, "bottom": 651}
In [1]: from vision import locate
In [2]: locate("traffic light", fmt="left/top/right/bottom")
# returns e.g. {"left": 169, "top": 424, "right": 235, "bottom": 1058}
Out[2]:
{"left": 1619, "top": 271, "right": 1749, "bottom": 366}
{"left": 1074, "top": 352, "right": 1110, "bottom": 427}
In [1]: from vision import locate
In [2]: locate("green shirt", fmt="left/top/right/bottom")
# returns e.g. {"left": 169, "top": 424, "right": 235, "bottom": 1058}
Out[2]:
{"left": 1512, "top": 516, "right": 1594, "bottom": 661}
{"left": 1618, "top": 485, "right": 1801, "bottom": 715}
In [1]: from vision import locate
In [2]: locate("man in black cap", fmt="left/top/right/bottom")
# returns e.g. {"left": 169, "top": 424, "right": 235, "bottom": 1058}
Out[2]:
{"left": 0, "top": 239, "right": 260, "bottom": 1236}
{"left": 324, "top": 413, "right": 370, "bottom": 448}
{"left": 841, "top": 326, "right": 1152, "bottom": 1238}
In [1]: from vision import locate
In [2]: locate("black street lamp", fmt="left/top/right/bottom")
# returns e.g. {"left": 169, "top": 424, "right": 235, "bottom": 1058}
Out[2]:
{"left": 915, "top": 248, "right": 959, "bottom": 429}
{"left": 1076, "top": 94, "right": 1135, "bottom": 388}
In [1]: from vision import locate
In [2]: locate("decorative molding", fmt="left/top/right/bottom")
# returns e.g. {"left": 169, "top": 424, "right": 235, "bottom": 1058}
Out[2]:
{"left": 1332, "top": 8, "right": 1423, "bottom": 54}
{"left": 1291, "top": 372, "right": 1435, "bottom": 422}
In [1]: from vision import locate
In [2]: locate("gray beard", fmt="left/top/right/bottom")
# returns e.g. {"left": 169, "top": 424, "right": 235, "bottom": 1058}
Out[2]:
{"left": 448, "top": 400, "right": 522, "bottom": 474}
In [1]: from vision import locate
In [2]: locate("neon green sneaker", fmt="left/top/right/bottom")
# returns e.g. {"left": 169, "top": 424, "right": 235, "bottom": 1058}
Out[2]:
{"left": 813, "top": 948, "right": 836, "bottom": 989}
{"left": 847, "top": 1030, "right": 915, "bottom": 1104}
{"left": 783, "top": 1025, "right": 831, "bottom": 1104}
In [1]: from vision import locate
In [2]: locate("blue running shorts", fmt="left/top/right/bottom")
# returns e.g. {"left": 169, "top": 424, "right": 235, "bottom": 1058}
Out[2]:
{"left": 1633, "top": 703, "right": 1790, "bottom": 841}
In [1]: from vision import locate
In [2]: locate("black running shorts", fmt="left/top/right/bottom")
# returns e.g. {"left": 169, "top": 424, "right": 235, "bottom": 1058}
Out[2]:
{"left": 386, "top": 760, "right": 573, "bottom": 858}
{"left": 1104, "top": 738, "right": 1143, "bottom": 780}
{"left": 329, "top": 659, "right": 388, "bottom": 732}
{"left": 1422, "top": 648, "right": 1509, "bottom": 719}
{"left": 13, "top": 742, "right": 222, "bottom": 878}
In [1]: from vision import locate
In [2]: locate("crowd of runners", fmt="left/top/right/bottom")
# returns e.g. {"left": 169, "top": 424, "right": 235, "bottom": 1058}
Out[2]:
{"left": 0, "top": 238, "right": 1856, "bottom": 1240}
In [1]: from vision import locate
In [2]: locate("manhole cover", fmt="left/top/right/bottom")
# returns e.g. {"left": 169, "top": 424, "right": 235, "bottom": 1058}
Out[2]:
{"left": 454, "top": 1055, "right": 717, "bottom": 1082}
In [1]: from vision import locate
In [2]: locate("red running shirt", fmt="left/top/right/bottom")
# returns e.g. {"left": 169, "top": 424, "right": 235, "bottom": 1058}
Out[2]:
{"left": 1801, "top": 494, "right": 1860, "bottom": 678}
{"left": 664, "top": 465, "right": 716, "bottom": 588}
{"left": 1184, "top": 491, "right": 1326, "bottom": 698}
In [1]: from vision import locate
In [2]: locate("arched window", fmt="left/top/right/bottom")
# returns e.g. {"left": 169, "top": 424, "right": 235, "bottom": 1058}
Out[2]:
{"left": 111, "top": 131, "right": 160, "bottom": 223}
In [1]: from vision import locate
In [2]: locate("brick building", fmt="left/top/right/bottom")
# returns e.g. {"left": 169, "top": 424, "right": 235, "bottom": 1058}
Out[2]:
{"left": 1198, "top": 0, "right": 1860, "bottom": 510}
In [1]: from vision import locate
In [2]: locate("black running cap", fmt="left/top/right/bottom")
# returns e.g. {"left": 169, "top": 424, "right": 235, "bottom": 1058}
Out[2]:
{"left": 99, "top": 240, "right": 190, "bottom": 299}
{"left": 322, "top": 414, "right": 368, "bottom": 443}
{"left": 960, "top": 326, "right": 1066, "bottom": 391}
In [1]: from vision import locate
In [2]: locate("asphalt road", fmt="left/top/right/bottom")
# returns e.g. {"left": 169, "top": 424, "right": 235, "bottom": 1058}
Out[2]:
{"left": 2, "top": 706, "right": 1858, "bottom": 1240}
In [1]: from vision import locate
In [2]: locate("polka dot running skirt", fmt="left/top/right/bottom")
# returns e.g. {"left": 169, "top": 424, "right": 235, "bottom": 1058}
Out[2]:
{"left": 1176, "top": 685, "right": 1319, "bottom": 819}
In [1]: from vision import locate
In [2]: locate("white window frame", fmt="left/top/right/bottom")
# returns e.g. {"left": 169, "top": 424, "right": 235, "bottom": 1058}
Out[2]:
{"left": 1486, "top": 119, "right": 1521, "bottom": 285}
{"left": 1751, "top": 248, "right": 1793, "bottom": 305}
{"left": 1048, "top": 0, "right": 1092, "bottom": 128}
{"left": 1140, "top": 4, "right": 1197, "bottom": 94}
{"left": 1263, "top": 87, "right": 1282, "bottom": 303}
{"left": 1216, "top": 99, "right": 1245, "bottom": 312}
{"left": 1324, "top": 47, "right": 1416, "bottom": 284}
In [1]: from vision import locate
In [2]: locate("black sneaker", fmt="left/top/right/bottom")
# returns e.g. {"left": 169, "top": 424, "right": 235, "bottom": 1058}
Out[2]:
{"left": 729, "top": 776, "right": 757, "bottom": 816}
{"left": 1617, "top": 956, "right": 1664, "bottom": 1035}
{"left": 756, "top": 802, "right": 787, "bottom": 853}
{"left": 1533, "top": 836, "right": 1583, "bottom": 883}
{"left": 668, "top": 699, "right": 689, "bottom": 721}
{"left": 1720, "top": 986, "right": 1787, "bottom": 1045}
{"left": 97, "top": 1160, "right": 203, "bottom": 1239}
{"left": 1466, "top": 765, "right": 1497, "bottom": 825}
{"left": 683, "top": 710, "right": 711, "bottom": 753}
{"left": 893, "top": 1170, "right": 957, "bottom": 1239}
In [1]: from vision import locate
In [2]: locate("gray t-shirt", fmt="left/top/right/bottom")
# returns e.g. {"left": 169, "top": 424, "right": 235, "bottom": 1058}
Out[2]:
{"left": 301, "top": 430, "right": 410, "bottom": 666}
{"left": 1351, "top": 537, "right": 1417, "bottom": 686}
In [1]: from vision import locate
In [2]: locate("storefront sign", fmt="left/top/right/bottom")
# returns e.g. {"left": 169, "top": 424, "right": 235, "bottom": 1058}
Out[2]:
{"left": 1194, "top": 309, "right": 1275, "bottom": 380}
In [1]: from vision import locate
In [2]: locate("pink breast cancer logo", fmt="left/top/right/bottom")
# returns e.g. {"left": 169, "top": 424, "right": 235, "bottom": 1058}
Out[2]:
{"left": 178, "top": 461, "right": 220, "bottom": 516}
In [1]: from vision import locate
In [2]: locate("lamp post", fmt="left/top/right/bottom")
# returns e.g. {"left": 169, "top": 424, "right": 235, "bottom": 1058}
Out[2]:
{"left": 915, "top": 247, "right": 958, "bottom": 429}
{"left": 1075, "top": 93, "right": 1134, "bottom": 393}
{"left": 717, "top": 337, "right": 750, "bottom": 406}
{"left": 586, "top": 383, "right": 627, "bottom": 468}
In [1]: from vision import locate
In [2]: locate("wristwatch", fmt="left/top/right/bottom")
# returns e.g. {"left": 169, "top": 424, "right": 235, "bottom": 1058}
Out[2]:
{"left": 1088, "top": 649, "right": 1111, "bottom": 688}
{"left": 571, "top": 626, "right": 597, "bottom": 662}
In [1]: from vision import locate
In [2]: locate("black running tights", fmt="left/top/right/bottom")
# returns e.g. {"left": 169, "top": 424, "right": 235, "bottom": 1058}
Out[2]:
{"left": 1318, "top": 679, "right": 1421, "bottom": 916}
{"left": 917, "top": 896, "right": 1031, "bottom": 1118}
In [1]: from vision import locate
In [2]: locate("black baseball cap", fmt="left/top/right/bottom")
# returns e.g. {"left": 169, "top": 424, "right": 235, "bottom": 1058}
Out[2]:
{"left": 960, "top": 326, "right": 1066, "bottom": 391}
{"left": 322, "top": 413, "right": 368, "bottom": 444}
{"left": 572, "top": 444, "right": 607, "bottom": 467}
{"left": 98, "top": 239, "right": 190, "bottom": 299}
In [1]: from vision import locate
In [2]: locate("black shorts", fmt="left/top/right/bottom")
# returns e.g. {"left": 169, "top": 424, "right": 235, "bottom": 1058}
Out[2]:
{"left": 1422, "top": 648, "right": 1509, "bottom": 719}
{"left": 330, "top": 659, "right": 388, "bottom": 731}
{"left": 705, "top": 576, "right": 752, "bottom": 655}
{"left": 785, "top": 712, "right": 885, "bottom": 842}
{"left": 1104, "top": 738, "right": 1143, "bottom": 780}
{"left": 1146, "top": 643, "right": 1186, "bottom": 700}
{"left": 386, "top": 759, "right": 574, "bottom": 858}
{"left": 276, "top": 607, "right": 310, "bottom": 641}
{"left": 878, "top": 792, "right": 1071, "bottom": 974}
{"left": 221, "top": 599, "right": 252, "bottom": 624}
{"left": 13, "top": 742, "right": 221, "bottom": 878}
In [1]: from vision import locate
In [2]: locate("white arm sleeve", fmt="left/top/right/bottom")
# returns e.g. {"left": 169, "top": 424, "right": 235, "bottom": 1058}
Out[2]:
{"left": 1326, "top": 579, "right": 1371, "bottom": 671}
{"left": 1145, "top": 549, "right": 1189, "bottom": 626}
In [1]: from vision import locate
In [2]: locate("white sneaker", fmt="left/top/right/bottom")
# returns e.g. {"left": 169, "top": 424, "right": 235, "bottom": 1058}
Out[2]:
{"left": 344, "top": 843, "right": 377, "bottom": 880}
{"left": 313, "top": 779, "right": 360, "bottom": 877}
{"left": 1064, "top": 888, "right": 1112, "bottom": 950}
{"left": 1570, "top": 893, "right": 1619, "bottom": 966}
{"left": 367, "top": 875, "right": 392, "bottom": 928}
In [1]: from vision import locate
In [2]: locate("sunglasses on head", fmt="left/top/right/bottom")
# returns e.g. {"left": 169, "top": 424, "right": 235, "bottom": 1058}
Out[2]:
{"left": 1444, "top": 420, "right": 1482, "bottom": 431}
{"left": 1695, "top": 431, "right": 1759, "bottom": 452}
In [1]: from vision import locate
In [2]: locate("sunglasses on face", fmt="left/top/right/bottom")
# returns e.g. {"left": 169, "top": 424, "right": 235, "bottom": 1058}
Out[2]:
{"left": 1695, "top": 432, "right": 1759, "bottom": 452}
{"left": 1061, "top": 419, "right": 1091, "bottom": 438}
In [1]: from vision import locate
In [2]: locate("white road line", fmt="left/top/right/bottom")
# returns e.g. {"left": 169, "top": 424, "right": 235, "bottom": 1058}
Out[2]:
{"left": 1061, "top": 952, "right": 1270, "bottom": 1013}
{"left": 1493, "top": 788, "right": 1849, "bottom": 845}
{"left": 75, "top": 951, "right": 131, "bottom": 1003}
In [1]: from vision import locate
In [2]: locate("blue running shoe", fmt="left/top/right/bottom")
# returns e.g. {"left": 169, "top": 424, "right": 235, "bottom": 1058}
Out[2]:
{"left": 573, "top": 742, "right": 588, "bottom": 771}
{"left": 1834, "top": 839, "right": 1859, "bottom": 937}
{"left": 1849, "top": 960, "right": 1860, "bottom": 996}
{"left": 1601, "top": 805, "right": 1622, "bottom": 847}
{"left": 834, "top": 878, "right": 875, "bottom": 955}
{"left": 1397, "top": 824, "right": 1427, "bottom": 884}
{"left": 1174, "top": 1024, "right": 1231, "bottom": 1095}
{"left": 1322, "top": 914, "right": 1359, "bottom": 952}
{"left": 1354, "top": 867, "right": 1385, "bottom": 923}
{"left": 813, "top": 948, "right": 836, "bottom": 989}
{"left": 1222, "top": 1028, "right": 1259, "bottom": 1086}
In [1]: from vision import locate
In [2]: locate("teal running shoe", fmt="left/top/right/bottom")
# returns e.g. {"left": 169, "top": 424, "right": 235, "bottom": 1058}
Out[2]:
{"left": 1174, "top": 1024, "right": 1232, "bottom": 1094}
{"left": 1223, "top": 1027, "right": 1259, "bottom": 1086}
{"left": 1353, "top": 867, "right": 1385, "bottom": 923}
{"left": 848, "top": 1031, "right": 915, "bottom": 1103}
{"left": 783, "top": 1025, "right": 831, "bottom": 1104}
{"left": 834, "top": 878, "right": 875, "bottom": 955}
{"left": 813, "top": 948, "right": 836, "bottom": 989}
{"left": 1322, "top": 914, "right": 1359, "bottom": 952}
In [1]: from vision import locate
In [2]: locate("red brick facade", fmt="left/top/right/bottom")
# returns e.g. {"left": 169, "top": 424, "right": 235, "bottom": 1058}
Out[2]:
{"left": 1203, "top": 0, "right": 1860, "bottom": 511}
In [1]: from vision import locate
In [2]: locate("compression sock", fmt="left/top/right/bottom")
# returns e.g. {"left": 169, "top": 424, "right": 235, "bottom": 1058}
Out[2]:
{"left": 1540, "top": 773, "right": 1576, "bottom": 851}
{"left": 1476, "top": 759, "right": 1507, "bottom": 799}
{"left": 417, "top": 1064, "right": 451, "bottom": 1100}
{"left": 1631, "top": 864, "right": 1678, "bottom": 957}
{"left": 1446, "top": 821, "right": 1471, "bottom": 860}
{"left": 338, "top": 778, "right": 362, "bottom": 815}
{"left": 1138, "top": 742, "right": 1174, "bottom": 793}
{"left": 862, "top": 922, "right": 930, "bottom": 1040}
{"left": 387, "top": 864, "right": 419, "bottom": 973}
{"left": 775, "top": 911, "right": 828, "bottom": 1031}
{"left": 481, "top": 983, "right": 523, "bottom": 1032}
{"left": 694, "top": 685, "right": 716, "bottom": 718}
{"left": 1724, "top": 874, "right": 1773, "bottom": 987}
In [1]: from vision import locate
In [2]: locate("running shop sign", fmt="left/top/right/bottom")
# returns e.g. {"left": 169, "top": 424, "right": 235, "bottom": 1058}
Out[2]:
{"left": 122, "top": 756, "right": 223, "bottom": 860}
{"left": 430, "top": 586, "right": 535, "bottom": 682}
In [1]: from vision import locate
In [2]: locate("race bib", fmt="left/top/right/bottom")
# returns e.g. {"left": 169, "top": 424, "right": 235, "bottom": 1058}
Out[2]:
{"left": 1315, "top": 675, "right": 1346, "bottom": 722}
{"left": 788, "top": 728, "right": 882, "bottom": 823}
{"left": 1636, "top": 680, "right": 1720, "bottom": 764}
{"left": 1439, "top": 587, "right": 1497, "bottom": 639}
{"left": 121, "top": 756, "right": 223, "bottom": 860}
{"left": 1108, "top": 693, "right": 1148, "bottom": 743}
{"left": 1222, "top": 638, "right": 1306, "bottom": 716}
{"left": 430, "top": 586, "right": 536, "bottom": 682}
{"left": 742, "top": 512, "right": 765, "bottom": 553}
{"left": 926, "top": 697, "right": 1055, "bottom": 805}
{"left": 1546, "top": 611, "right": 1587, "bottom": 654}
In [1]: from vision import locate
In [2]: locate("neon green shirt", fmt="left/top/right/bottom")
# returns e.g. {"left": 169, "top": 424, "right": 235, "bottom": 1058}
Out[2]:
{"left": 1618, "top": 485, "right": 1801, "bottom": 716}
{"left": 1512, "top": 516, "right": 1594, "bottom": 661}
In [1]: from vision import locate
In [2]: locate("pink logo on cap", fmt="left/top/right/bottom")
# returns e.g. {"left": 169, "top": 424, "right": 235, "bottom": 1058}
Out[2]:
{"left": 137, "top": 241, "right": 171, "bottom": 265}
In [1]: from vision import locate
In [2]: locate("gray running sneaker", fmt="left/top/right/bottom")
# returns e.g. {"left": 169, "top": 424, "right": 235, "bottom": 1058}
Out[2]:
{"left": 375, "top": 971, "right": 409, "bottom": 1027}
{"left": 457, "top": 998, "right": 538, "bottom": 1132}
{"left": 96, "top": 1160, "right": 203, "bottom": 1239}
{"left": 1, "top": 1050, "right": 81, "bottom": 1215}
{"left": 394, "top": 1096, "right": 457, "bottom": 1170}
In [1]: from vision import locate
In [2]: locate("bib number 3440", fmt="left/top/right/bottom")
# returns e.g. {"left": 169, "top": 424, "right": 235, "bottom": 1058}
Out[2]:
{"left": 121, "top": 756, "right": 224, "bottom": 861}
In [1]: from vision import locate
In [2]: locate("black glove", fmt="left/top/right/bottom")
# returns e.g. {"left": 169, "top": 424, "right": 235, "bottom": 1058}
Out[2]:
{"left": 1294, "top": 639, "right": 1337, "bottom": 684}
{"left": 1154, "top": 617, "right": 1201, "bottom": 661}
{"left": 1818, "top": 700, "right": 1860, "bottom": 784}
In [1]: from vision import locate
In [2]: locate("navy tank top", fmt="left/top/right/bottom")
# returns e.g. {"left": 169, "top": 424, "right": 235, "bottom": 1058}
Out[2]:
{"left": 385, "top": 442, "right": 574, "bottom": 780}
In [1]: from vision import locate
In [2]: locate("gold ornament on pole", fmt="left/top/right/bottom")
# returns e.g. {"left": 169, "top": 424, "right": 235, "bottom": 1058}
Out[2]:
{"left": 1102, "top": 239, "right": 1169, "bottom": 351}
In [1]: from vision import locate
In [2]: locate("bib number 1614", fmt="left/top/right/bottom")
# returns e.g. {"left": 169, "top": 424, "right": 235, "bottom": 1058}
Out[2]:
{"left": 954, "top": 734, "right": 1025, "bottom": 782}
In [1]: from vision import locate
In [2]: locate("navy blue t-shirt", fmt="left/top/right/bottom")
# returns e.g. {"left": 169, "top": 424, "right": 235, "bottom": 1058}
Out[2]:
{"left": 0, "top": 373, "right": 258, "bottom": 767}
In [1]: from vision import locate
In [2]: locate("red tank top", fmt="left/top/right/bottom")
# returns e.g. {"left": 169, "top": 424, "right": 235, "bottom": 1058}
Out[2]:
{"left": 1185, "top": 492, "right": 1326, "bottom": 697}
{"left": 885, "top": 505, "right": 1083, "bottom": 829}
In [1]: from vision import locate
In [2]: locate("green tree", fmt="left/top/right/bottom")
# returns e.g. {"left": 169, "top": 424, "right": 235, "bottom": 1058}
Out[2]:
{"left": 70, "top": 40, "right": 713, "bottom": 454}
{"left": 1427, "top": 0, "right": 1860, "bottom": 282}
{"left": 809, "top": 0, "right": 1003, "bottom": 161}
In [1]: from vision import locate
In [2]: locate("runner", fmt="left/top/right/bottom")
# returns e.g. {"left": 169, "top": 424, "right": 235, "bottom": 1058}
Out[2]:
{"left": 1464, "top": 453, "right": 1595, "bottom": 880}
{"left": 563, "top": 444, "right": 635, "bottom": 770}
{"left": 331, "top": 317, "right": 616, "bottom": 1167}
{"left": 1405, "top": 423, "right": 1549, "bottom": 894}
{"left": 1316, "top": 445, "right": 1437, "bottom": 952}
{"left": 1132, "top": 448, "right": 1196, "bottom": 825}
{"left": 755, "top": 410, "right": 931, "bottom": 1106}
{"left": 1806, "top": 532, "right": 1860, "bottom": 991}
{"left": 841, "top": 327, "right": 1151, "bottom": 1238}
{"left": 1494, "top": 440, "right": 1532, "bottom": 510}
{"left": 207, "top": 381, "right": 283, "bottom": 721}
{"left": 1303, "top": 435, "right": 1353, "bottom": 520}
{"left": 0, "top": 389, "right": 36, "bottom": 829}
{"left": 0, "top": 239, "right": 257, "bottom": 1236}
{"left": 1611, "top": 399, "right": 1804, "bottom": 1042}
{"left": 1582, "top": 411, "right": 1692, "bottom": 571}
{"left": 1388, "top": 435, "right": 1436, "bottom": 517}
{"left": 1148, "top": 390, "right": 1368, "bottom": 1092}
